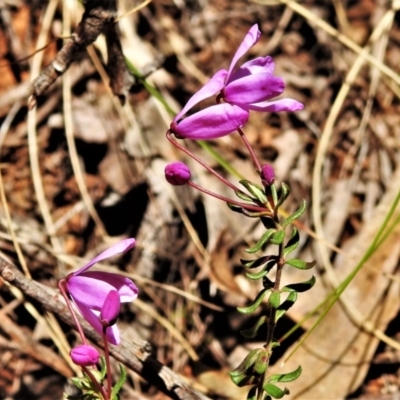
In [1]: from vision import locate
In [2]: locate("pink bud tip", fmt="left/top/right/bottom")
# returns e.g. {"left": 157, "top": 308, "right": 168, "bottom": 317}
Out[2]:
{"left": 165, "top": 162, "right": 191, "bottom": 186}
{"left": 261, "top": 164, "right": 275, "bottom": 186}
{"left": 70, "top": 345, "right": 100, "bottom": 367}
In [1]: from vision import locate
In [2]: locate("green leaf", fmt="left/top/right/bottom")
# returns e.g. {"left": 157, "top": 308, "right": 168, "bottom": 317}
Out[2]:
{"left": 111, "top": 363, "right": 127, "bottom": 400}
{"left": 231, "top": 349, "right": 262, "bottom": 377}
{"left": 269, "top": 291, "right": 281, "bottom": 309}
{"left": 242, "top": 209, "right": 273, "bottom": 218}
{"left": 99, "top": 356, "right": 107, "bottom": 380}
{"left": 240, "top": 316, "right": 268, "bottom": 338}
{"left": 270, "top": 229, "right": 285, "bottom": 245}
{"left": 270, "top": 182, "right": 279, "bottom": 205}
{"left": 275, "top": 291, "right": 297, "bottom": 321}
{"left": 227, "top": 203, "right": 245, "bottom": 214}
{"left": 285, "top": 259, "right": 316, "bottom": 270}
{"left": 275, "top": 182, "right": 290, "bottom": 208}
{"left": 254, "top": 350, "right": 269, "bottom": 374}
{"left": 235, "top": 190, "right": 255, "bottom": 202}
{"left": 282, "top": 200, "right": 306, "bottom": 229}
{"left": 262, "top": 383, "right": 290, "bottom": 399}
{"left": 240, "top": 180, "right": 267, "bottom": 204}
{"left": 283, "top": 228, "right": 300, "bottom": 257}
{"left": 237, "top": 289, "right": 269, "bottom": 314}
{"left": 284, "top": 275, "right": 316, "bottom": 292}
{"left": 230, "top": 372, "right": 257, "bottom": 387}
{"left": 246, "top": 386, "right": 257, "bottom": 400}
{"left": 241, "top": 255, "right": 277, "bottom": 269}
{"left": 246, "top": 267, "right": 269, "bottom": 280}
{"left": 268, "top": 366, "right": 302, "bottom": 384}
{"left": 246, "top": 229, "right": 276, "bottom": 254}
{"left": 263, "top": 276, "right": 274, "bottom": 289}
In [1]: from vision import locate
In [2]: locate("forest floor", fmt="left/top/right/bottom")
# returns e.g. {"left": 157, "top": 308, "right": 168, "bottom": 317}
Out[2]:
{"left": 0, "top": 0, "right": 400, "bottom": 399}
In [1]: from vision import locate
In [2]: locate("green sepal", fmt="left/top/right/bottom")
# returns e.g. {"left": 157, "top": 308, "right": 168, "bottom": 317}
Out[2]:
{"left": 246, "top": 229, "right": 276, "bottom": 254}
{"left": 254, "top": 350, "right": 269, "bottom": 374}
{"left": 283, "top": 228, "right": 300, "bottom": 257}
{"left": 246, "top": 386, "right": 257, "bottom": 400}
{"left": 241, "top": 255, "right": 277, "bottom": 269}
{"left": 268, "top": 366, "right": 302, "bottom": 384}
{"left": 275, "top": 182, "right": 290, "bottom": 209}
{"left": 237, "top": 288, "right": 269, "bottom": 314}
{"left": 270, "top": 229, "right": 285, "bottom": 245}
{"left": 285, "top": 259, "right": 315, "bottom": 270}
{"left": 240, "top": 180, "right": 268, "bottom": 204}
{"left": 235, "top": 190, "right": 255, "bottom": 202}
{"left": 262, "top": 383, "right": 290, "bottom": 399}
{"left": 275, "top": 291, "right": 297, "bottom": 321}
{"left": 268, "top": 291, "right": 281, "bottom": 309}
{"left": 240, "top": 316, "right": 268, "bottom": 339}
{"left": 284, "top": 275, "right": 316, "bottom": 292}
{"left": 111, "top": 363, "right": 127, "bottom": 400}
{"left": 282, "top": 200, "right": 306, "bottom": 229}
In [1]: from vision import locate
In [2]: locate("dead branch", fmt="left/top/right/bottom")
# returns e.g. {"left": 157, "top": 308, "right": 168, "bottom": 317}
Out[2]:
{"left": 28, "top": 0, "right": 135, "bottom": 109}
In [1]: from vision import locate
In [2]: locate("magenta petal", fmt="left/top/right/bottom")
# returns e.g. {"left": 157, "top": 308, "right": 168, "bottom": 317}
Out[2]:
{"left": 100, "top": 290, "right": 121, "bottom": 325}
{"left": 174, "top": 69, "right": 227, "bottom": 121}
{"left": 84, "top": 272, "right": 138, "bottom": 302}
{"left": 73, "top": 296, "right": 121, "bottom": 345}
{"left": 73, "top": 239, "right": 136, "bottom": 276}
{"left": 225, "top": 74, "right": 285, "bottom": 105}
{"left": 227, "top": 24, "right": 261, "bottom": 80}
{"left": 173, "top": 104, "right": 249, "bottom": 140}
{"left": 227, "top": 56, "right": 275, "bottom": 82}
{"left": 67, "top": 272, "right": 137, "bottom": 309}
{"left": 247, "top": 98, "right": 304, "bottom": 112}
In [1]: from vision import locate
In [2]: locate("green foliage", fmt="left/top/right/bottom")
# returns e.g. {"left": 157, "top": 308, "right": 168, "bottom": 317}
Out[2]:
{"left": 240, "top": 316, "right": 268, "bottom": 338}
{"left": 282, "top": 200, "right": 306, "bottom": 228}
{"left": 240, "top": 180, "right": 268, "bottom": 204}
{"left": 246, "top": 229, "right": 276, "bottom": 253}
{"left": 263, "top": 383, "right": 290, "bottom": 399}
{"left": 237, "top": 288, "right": 270, "bottom": 314}
{"left": 111, "top": 364, "right": 127, "bottom": 400}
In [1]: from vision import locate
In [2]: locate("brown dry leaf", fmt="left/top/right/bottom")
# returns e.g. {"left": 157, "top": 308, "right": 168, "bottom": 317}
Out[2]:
{"left": 269, "top": 166, "right": 400, "bottom": 399}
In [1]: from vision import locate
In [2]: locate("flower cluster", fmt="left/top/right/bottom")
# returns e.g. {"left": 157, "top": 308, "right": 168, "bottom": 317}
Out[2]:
{"left": 169, "top": 24, "right": 303, "bottom": 140}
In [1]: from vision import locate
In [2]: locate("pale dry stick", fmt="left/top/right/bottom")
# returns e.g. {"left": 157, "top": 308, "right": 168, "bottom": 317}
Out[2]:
{"left": 62, "top": 0, "right": 108, "bottom": 238}
{"left": 115, "top": 0, "right": 152, "bottom": 22}
{"left": 135, "top": 298, "right": 199, "bottom": 362}
{"left": 0, "top": 100, "right": 21, "bottom": 149}
{"left": 341, "top": 12, "right": 392, "bottom": 180}
{"left": 254, "top": 0, "right": 400, "bottom": 87}
{"left": 264, "top": 5, "right": 293, "bottom": 54}
{"left": 309, "top": 5, "right": 400, "bottom": 353}
{"left": 26, "top": 0, "right": 79, "bottom": 373}
{"left": 332, "top": 0, "right": 350, "bottom": 34}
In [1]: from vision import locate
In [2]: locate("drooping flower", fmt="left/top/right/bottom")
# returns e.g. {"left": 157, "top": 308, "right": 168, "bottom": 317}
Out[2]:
{"left": 165, "top": 162, "right": 191, "bottom": 185}
{"left": 66, "top": 239, "right": 138, "bottom": 345}
{"left": 70, "top": 344, "right": 100, "bottom": 367}
{"left": 171, "top": 24, "right": 303, "bottom": 140}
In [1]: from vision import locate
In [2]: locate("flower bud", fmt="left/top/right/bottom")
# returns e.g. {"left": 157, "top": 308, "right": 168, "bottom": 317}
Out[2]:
{"left": 260, "top": 164, "right": 275, "bottom": 186}
{"left": 165, "top": 162, "right": 191, "bottom": 185}
{"left": 70, "top": 345, "right": 100, "bottom": 366}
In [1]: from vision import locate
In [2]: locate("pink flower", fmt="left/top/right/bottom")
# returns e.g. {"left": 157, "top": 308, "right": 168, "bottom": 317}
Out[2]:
{"left": 66, "top": 239, "right": 138, "bottom": 345}
{"left": 165, "top": 162, "right": 191, "bottom": 185}
{"left": 70, "top": 344, "right": 100, "bottom": 366}
{"left": 171, "top": 24, "right": 302, "bottom": 140}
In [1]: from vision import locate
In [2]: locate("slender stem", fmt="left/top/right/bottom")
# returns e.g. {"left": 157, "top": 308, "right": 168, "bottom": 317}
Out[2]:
{"left": 103, "top": 330, "right": 113, "bottom": 400}
{"left": 187, "top": 181, "right": 271, "bottom": 213}
{"left": 237, "top": 127, "right": 262, "bottom": 172}
{"left": 167, "top": 130, "right": 245, "bottom": 194}
{"left": 82, "top": 366, "right": 108, "bottom": 400}
{"left": 58, "top": 279, "right": 87, "bottom": 344}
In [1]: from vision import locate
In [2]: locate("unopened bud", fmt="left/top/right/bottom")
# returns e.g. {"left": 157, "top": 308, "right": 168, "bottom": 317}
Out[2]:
{"left": 260, "top": 164, "right": 275, "bottom": 186}
{"left": 165, "top": 162, "right": 191, "bottom": 186}
{"left": 70, "top": 345, "right": 100, "bottom": 367}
